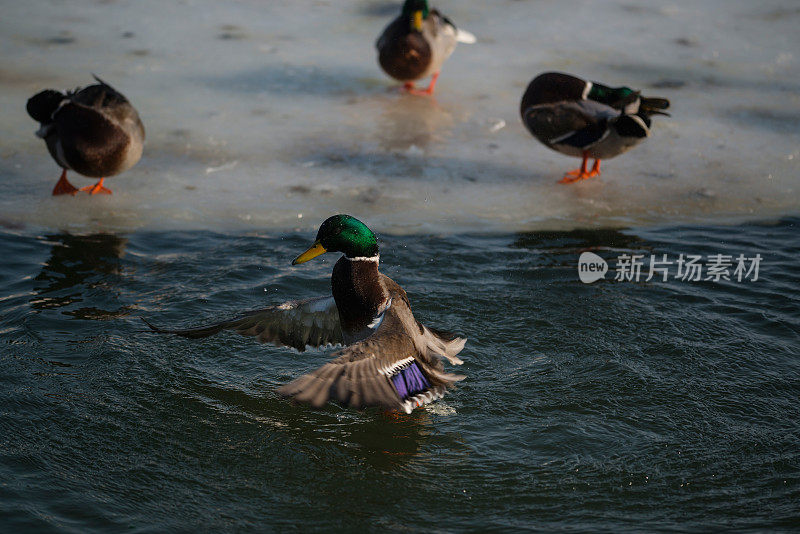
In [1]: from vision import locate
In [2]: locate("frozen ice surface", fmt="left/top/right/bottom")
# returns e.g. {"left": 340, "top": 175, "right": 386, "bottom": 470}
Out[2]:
{"left": 0, "top": 0, "right": 798, "bottom": 234}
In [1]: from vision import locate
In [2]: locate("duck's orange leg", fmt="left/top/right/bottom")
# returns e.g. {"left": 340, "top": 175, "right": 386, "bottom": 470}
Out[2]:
{"left": 403, "top": 71, "right": 440, "bottom": 96}
{"left": 560, "top": 153, "right": 601, "bottom": 184}
{"left": 52, "top": 169, "right": 79, "bottom": 196}
{"left": 80, "top": 177, "right": 112, "bottom": 195}
{"left": 588, "top": 159, "right": 601, "bottom": 177}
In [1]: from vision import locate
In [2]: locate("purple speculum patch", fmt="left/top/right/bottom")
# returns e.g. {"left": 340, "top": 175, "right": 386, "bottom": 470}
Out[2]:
{"left": 390, "top": 361, "right": 430, "bottom": 400}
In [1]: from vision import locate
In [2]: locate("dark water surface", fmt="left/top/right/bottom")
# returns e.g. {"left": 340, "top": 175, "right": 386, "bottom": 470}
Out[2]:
{"left": 1, "top": 219, "right": 799, "bottom": 531}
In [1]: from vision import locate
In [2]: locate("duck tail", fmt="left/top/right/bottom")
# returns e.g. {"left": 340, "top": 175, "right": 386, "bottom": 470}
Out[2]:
{"left": 639, "top": 96, "right": 671, "bottom": 117}
{"left": 455, "top": 28, "right": 476, "bottom": 44}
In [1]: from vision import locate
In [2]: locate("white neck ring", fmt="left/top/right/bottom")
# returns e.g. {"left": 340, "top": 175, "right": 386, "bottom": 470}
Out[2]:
{"left": 346, "top": 254, "right": 379, "bottom": 263}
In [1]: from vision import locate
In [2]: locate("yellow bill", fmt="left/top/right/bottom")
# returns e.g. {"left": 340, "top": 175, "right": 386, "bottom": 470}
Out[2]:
{"left": 412, "top": 10, "right": 423, "bottom": 31}
{"left": 292, "top": 240, "right": 327, "bottom": 265}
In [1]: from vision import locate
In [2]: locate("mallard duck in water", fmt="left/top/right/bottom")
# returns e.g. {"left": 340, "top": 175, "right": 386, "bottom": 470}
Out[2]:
{"left": 145, "top": 215, "right": 467, "bottom": 413}
{"left": 520, "top": 72, "right": 670, "bottom": 183}
{"left": 26, "top": 75, "right": 145, "bottom": 195}
{"left": 376, "top": 0, "right": 475, "bottom": 96}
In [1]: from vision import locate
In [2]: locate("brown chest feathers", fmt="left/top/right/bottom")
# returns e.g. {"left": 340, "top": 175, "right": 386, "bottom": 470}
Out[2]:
{"left": 378, "top": 19, "right": 432, "bottom": 82}
{"left": 331, "top": 256, "right": 387, "bottom": 335}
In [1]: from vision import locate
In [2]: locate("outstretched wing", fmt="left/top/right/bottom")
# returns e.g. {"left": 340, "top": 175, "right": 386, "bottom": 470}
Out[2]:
{"left": 143, "top": 296, "right": 343, "bottom": 352}
{"left": 277, "top": 306, "right": 465, "bottom": 413}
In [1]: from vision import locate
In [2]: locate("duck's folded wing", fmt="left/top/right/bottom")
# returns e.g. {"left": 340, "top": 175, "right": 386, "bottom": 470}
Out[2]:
{"left": 143, "top": 296, "right": 343, "bottom": 352}
{"left": 277, "top": 314, "right": 465, "bottom": 413}
{"left": 523, "top": 101, "right": 618, "bottom": 148}
{"left": 54, "top": 102, "right": 128, "bottom": 156}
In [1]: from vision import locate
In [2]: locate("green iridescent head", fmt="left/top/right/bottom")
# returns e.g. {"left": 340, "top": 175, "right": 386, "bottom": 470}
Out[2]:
{"left": 292, "top": 215, "right": 379, "bottom": 264}
{"left": 588, "top": 84, "right": 638, "bottom": 107}
{"left": 402, "top": 0, "right": 429, "bottom": 30}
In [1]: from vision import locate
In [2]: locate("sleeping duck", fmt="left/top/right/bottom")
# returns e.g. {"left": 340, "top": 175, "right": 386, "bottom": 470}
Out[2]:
{"left": 145, "top": 214, "right": 467, "bottom": 414}
{"left": 26, "top": 75, "right": 145, "bottom": 195}
{"left": 520, "top": 72, "right": 670, "bottom": 183}
{"left": 376, "top": 0, "right": 475, "bottom": 96}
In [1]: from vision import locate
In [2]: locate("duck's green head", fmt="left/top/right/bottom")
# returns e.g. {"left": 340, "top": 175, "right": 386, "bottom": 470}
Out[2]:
{"left": 402, "top": 0, "right": 429, "bottom": 31}
{"left": 292, "top": 214, "right": 379, "bottom": 265}
{"left": 588, "top": 84, "right": 638, "bottom": 108}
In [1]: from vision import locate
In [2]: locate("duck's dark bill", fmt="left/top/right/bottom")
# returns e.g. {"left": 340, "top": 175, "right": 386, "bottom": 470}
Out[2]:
{"left": 292, "top": 240, "right": 327, "bottom": 265}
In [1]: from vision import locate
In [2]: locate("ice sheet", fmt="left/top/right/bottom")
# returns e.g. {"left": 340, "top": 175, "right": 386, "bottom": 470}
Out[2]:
{"left": 0, "top": 0, "right": 798, "bottom": 234}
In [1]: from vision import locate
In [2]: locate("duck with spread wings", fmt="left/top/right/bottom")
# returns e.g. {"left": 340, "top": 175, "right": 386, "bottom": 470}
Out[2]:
{"left": 144, "top": 215, "right": 467, "bottom": 414}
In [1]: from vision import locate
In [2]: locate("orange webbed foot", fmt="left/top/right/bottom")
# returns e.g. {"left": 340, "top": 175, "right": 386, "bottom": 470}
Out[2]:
{"left": 558, "top": 170, "right": 598, "bottom": 184}
{"left": 400, "top": 72, "right": 439, "bottom": 96}
{"left": 80, "top": 178, "right": 112, "bottom": 195}
{"left": 52, "top": 170, "right": 79, "bottom": 196}
{"left": 405, "top": 87, "right": 434, "bottom": 96}
{"left": 558, "top": 158, "right": 601, "bottom": 184}
{"left": 559, "top": 171, "right": 590, "bottom": 184}
{"left": 398, "top": 82, "right": 418, "bottom": 94}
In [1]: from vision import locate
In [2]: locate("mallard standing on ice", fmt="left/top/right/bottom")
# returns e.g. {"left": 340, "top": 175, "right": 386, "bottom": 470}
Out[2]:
{"left": 520, "top": 72, "right": 670, "bottom": 183}
{"left": 26, "top": 75, "right": 145, "bottom": 195}
{"left": 145, "top": 215, "right": 467, "bottom": 414}
{"left": 376, "top": 0, "right": 475, "bottom": 96}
